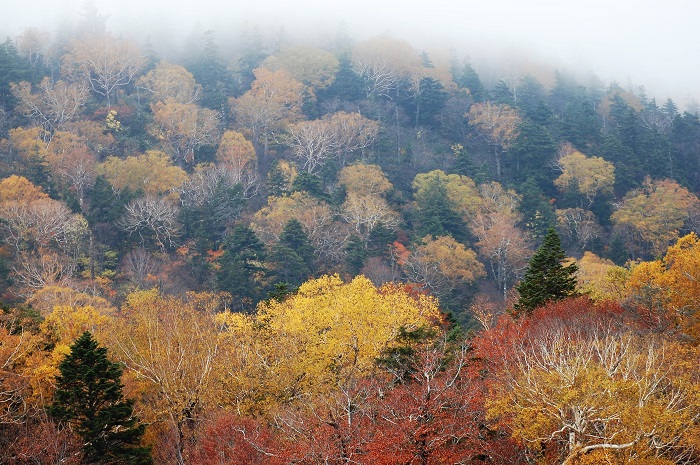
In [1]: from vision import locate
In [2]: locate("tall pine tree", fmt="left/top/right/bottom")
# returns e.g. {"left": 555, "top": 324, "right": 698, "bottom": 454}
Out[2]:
{"left": 49, "top": 331, "right": 151, "bottom": 465}
{"left": 513, "top": 228, "right": 578, "bottom": 316}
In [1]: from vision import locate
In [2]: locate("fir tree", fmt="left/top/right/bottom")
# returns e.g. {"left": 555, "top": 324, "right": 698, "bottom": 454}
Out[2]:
{"left": 409, "top": 77, "right": 447, "bottom": 128}
{"left": 344, "top": 234, "right": 367, "bottom": 275}
{"left": 454, "top": 60, "right": 484, "bottom": 102}
{"left": 49, "top": 331, "right": 151, "bottom": 465}
{"left": 0, "top": 38, "right": 35, "bottom": 108}
{"left": 290, "top": 171, "right": 330, "bottom": 202}
{"left": 217, "top": 224, "right": 267, "bottom": 312}
{"left": 413, "top": 175, "right": 468, "bottom": 243}
{"left": 269, "top": 219, "right": 315, "bottom": 287}
{"left": 507, "top": 121, "right": 557, "bottom": 184}
{"left": 517, "top": 177, "right": 557, "bottom": 240}
{"left": 318, "top": 53, "right": 364, "bottom": 103}
{"left": 278, "top": 218, "right": 315, "bottom": 266}
{"left": 267, "top": 160, "right": 292, "bottom": 197}
{"left": 513, "top": 228, "right": 578, "bottom": 316}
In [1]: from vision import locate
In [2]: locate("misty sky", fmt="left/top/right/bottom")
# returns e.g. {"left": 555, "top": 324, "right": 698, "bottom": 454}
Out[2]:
{"left": 3, "top": 0, "right": 699, "bottom": 108}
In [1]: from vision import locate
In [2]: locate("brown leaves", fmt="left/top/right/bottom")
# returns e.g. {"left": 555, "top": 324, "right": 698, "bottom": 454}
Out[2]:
{"left": 263, "top": 45, "right": 339, "bottom": 91}
{"left": 232, "top": 68, "right": 304, "bottom": 157}
{"left": 467, "top": 102, "right": 521, "bottom": 178}
{"left": 138, "top": 61, "right": 201, "bottom": 104}
{"left": 149, "top": 100, "right": 221, "bottom": 164}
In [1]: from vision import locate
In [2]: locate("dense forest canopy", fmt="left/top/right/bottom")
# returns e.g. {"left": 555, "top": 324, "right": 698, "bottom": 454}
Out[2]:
{"left": 1, "top": 3, "right": 700, "bottom": 464}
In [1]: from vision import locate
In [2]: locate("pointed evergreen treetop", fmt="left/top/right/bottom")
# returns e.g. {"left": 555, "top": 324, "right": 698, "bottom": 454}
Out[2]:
{"left": 279, "top": 218, "right": 315, "bottom": 265}
{"left": 455, "top": 60, "right": 485, "bottom": 102}
{"left": 513, "top": 228, "right": 578, "bottom": 316}
{"left": 50, "top": 331, "right": 151, "bottom": 464}
{"left": 217, "top": 224, "right": 267, "bottom": 311}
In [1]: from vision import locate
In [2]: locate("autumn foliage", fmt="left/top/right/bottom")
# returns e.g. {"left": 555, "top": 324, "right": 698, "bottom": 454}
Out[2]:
{"left": 3, "top": 11, "right": 700, "bottom": 465}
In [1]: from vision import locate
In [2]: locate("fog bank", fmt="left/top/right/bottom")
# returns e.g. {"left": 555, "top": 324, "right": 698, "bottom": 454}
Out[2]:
{"left": 3, "top": 0, "right": 699, "bottom": 108}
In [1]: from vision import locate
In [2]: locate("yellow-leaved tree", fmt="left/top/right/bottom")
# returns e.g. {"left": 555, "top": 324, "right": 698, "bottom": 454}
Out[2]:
{"left": 338, "top": 163, "right": 392, "bottom": 198}
{"left": 231, "top": 67, "right": 305, "bottom": 159}
{"left": 137, "top": 61, "right": 201, "bottom": 104}
{"left": 20, "top": 304, "right": 114, "bottom": 410}
{"left": 215, "top": 130, "right": 256, "bottom": 174}
{"left": 109, "top": 289, "right": 227, "bottom": 465}
{"left": 148, "top": 100, "right": 221, "bottom": 164}
{"left": 571, "top": 252, "right": 623, "bottom": 302}
{"left": 252, "top": 191, "right": 347, "bottom": 267}
{"left": 482, "top": 301, "right": 700, "bottom": 465}
{"left": 403, "top": 235, "right": 484, "bottom": 302}
{"left": 611, "top": 177, "right": 698, "bottom": 258}
{"left": 98, "top": 150, "right": 187, "bottom": 197}
{"left": 216, "top": 274, "right": 442, "bottom": 414}
{"left": 467, "top": 101, "right": 521, "bottom": 179}
{"left": 262, "top": 45, "right": 339, "bottom": 92}
{"left": 412, "top": 169, "right": 481, "bottom": 219}
{"left": 554, "top": 144, "right": 615, "bottom": 208}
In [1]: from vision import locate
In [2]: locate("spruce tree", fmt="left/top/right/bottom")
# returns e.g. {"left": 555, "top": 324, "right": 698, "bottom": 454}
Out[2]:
{"left": 49, "top": 331, "right": 151, "bottom": 465}
{"left": 513, "top": 228, "right": 578, "bottom": 316}
{"left": 290, "top": 171, "right": 330, "bottom": 202}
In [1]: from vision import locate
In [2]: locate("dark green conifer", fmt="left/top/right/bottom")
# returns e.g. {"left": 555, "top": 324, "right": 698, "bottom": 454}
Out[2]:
{"left": 319, "top": 53, "right": 365, "bottom": 102}
{"left": 517, "top": 178, "right": 557, "bottom": 240}
{"left": 267, "top": 160, "right": 292, "bottom": 197}
{"left": 217, "top": 224, "right": 267, "bottom": 312}
{"left": 413, "top": 176, "right": 467, "bottom": 243}
{"left": 513, "top": 228, "right": 578, "bottom": 316}
{"left": 454, "top": 60, "right": 484, "bottom": 102}
{"left": 507, "top": 121, "right": 557, "bottom": 184}
{"left": 345, "top": 235, "right": 367, "bottom": 275}
{"left": 411, "top": 77, "right": 447, "bottom": 127}
{"left": 0, "top": 38, "right": 35, "bottom": 108}
{"left": 278, "top": 219, "right": 315, "bottom": 266}
{"left": 290, "top": 171, "right": 330, "bottom": 202}
{"left": 269, "top": 219, "right": 315, "bottom": 287}
{"left": 49, "top": 331, "right": 151, "bottom": 465}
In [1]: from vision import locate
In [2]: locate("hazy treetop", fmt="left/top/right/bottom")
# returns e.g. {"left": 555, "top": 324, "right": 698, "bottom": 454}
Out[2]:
{"left": 2, "top": 0, "right": 699, "bottom": 108}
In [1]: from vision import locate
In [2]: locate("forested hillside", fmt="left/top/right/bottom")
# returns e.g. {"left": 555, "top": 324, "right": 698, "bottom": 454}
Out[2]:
{"left": 2, "top": 6, "right": 700, "bottom": 464}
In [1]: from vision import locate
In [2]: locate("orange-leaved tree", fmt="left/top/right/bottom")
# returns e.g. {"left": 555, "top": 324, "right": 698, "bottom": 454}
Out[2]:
{"left": 625, "top": 233, "right": 700, "bottom": 341}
